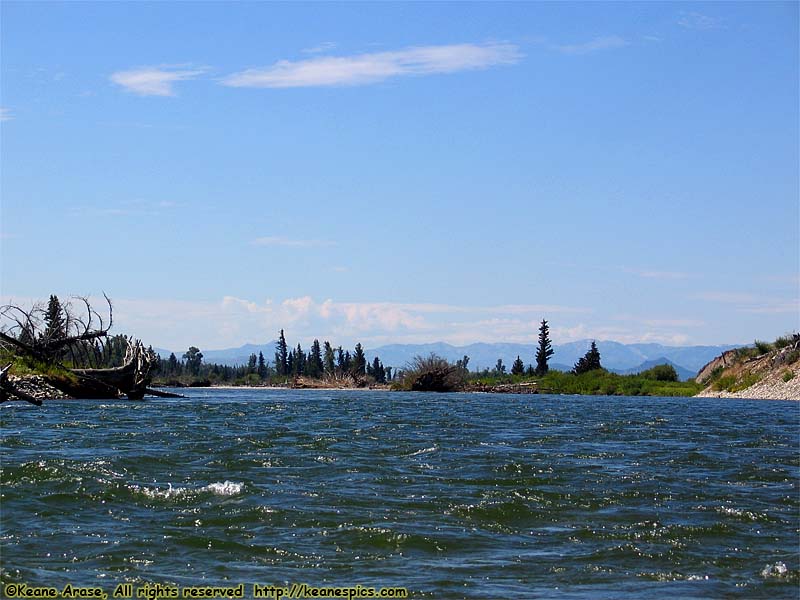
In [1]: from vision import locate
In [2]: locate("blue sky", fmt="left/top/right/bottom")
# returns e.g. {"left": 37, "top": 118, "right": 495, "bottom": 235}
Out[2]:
{"left": 1, "top": 2, "right": 798, "bottom": 351}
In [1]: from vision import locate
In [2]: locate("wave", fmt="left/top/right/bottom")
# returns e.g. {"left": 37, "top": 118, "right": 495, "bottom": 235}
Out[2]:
{"left": 129, "top": 480, "right": 244, "bottom": 500}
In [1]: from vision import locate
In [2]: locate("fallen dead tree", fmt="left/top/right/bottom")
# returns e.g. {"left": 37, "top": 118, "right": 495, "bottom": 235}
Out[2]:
{"left": 0, "top": 295, "right": 182, "bottom": 401}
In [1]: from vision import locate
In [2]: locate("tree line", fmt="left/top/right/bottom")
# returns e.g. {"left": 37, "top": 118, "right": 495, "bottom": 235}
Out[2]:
{"left": 151, "top": 319, "right": 606, "bottom": 386}
{"left": 155, "top": 329, "right": 393, "bottom": 386}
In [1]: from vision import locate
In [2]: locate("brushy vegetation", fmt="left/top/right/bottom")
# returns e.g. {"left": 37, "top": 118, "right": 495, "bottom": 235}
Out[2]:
{"left": 393, "top": 354, "right": 467, "bottom": 392}
{"left": 782, "top": 370, "right": 795, "bottom": 383}
{"left": 392, "top": 354, "right": 700, "bottom": 396}
{"left": 0, "top": 346, "right": 79, "bottom": 386}
{"left": 712, "top": 370, "right": 762, "bottom": 393}
{"left": 470, "top": 369, "right": 700, "bottom": 396}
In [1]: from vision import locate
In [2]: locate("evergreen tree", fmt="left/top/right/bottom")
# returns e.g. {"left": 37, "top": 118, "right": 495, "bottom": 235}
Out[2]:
{"left": 343, "top": 350, "right": 352, "bottom": 374}
{"left": 167, "top": 352, "right": 179, "bottom": 375}
{"left": 385, "top": 366, "right": 393, "bottom": 382}
{"left": 308, "top": 339, "right": 324, "bottom": 378}
{"left": 275, "top": 329, "right": 289, "bottom": 376}
{"left": 370, "top": 356, "right": 386, "bottom": 383}
{"left": 535, "top": 319, "right": 555, "bottom": 376}
{"left": 494, "top": 358, "right": 506, "bottom": 375}
{"left": 247, "top": 353, "right": 257, "bottom": 374}
{"left": 573, "top": 341, "right": 602, "bottom": 375}
{"left": 336, "top": 347, "right": 345, "bottom": 376}
{"left": 287, "top": 350, "right": 294, "bottom": 375}
{"left": 323, "top": 341, "right": 335, "bottom": 378}
{"left": 511, "top": 355, "right": 525, "bottom": 375}
{"left": 43, "top": 294, "right": 66, "bottom": 341}
{"left": 294, "top": 343, "right": 306, "bottom": 376}
{"left": 257, "top": 352, "right": 267, "bottom": 378}
{"left": 352, "top": 343, "right": 366, "bottom": 375}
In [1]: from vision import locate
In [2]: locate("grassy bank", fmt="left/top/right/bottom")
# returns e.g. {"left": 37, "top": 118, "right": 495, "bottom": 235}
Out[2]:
{"left": 469, "top": 370, "right": 702, "bottom": 396}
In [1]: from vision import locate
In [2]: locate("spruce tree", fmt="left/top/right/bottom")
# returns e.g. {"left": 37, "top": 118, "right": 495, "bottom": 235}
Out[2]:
{"left": 309, "top": 339, "right": 324, "bottom": 378}
{"left": 511, "top": 355, "right": 525, "bottom": 375}
{"left": 573, "top": 341, "right": 602, "bottom": 375}
{"left": 495, "top": 358, "right": 506, "bottom": 375}
{"left": 275, "top": 329, "right": 288, "bottom": 376}
{"left": 44, "top": 294, "right": 66, "bottom": 341}
{"left": 257, "top": 352, "right": 267, "bottom": 378}
{"left": 352, "top": 343, "right": 366, "bottom": 375}
{"left": 167, "top": 352, "right": 179, "bottom": 375}
{"left": 323, "top": 342, "right": 335, "bottom": 378}
{"left": 371, "top": 357, "right": 386, "bottom": 383}
{"left": 535, "top": 319, "right": 554, "bottom": 376}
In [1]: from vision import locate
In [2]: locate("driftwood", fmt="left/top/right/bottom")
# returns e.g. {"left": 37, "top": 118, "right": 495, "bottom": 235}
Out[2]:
{"left": 0, "top": 362, "right": 43, "bottom": 406}
{"left": 70, "top": 340, "right": 159, "bottom": 399}
{"left": 1, "top": 297, "right": 164, "bottom": 402}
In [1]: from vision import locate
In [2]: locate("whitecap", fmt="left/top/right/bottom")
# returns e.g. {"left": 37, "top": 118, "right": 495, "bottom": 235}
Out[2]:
{"left": 200, "top": 481, "right": 244, "bottom": 496}
{"left": 131, "top": 480, "right": 243, "bottom": 499}
{"left": 761, "top": 562, "right": 788, "bottom": 578}
{"left": 407, "top": 446, "right": 438, "bottom": 457}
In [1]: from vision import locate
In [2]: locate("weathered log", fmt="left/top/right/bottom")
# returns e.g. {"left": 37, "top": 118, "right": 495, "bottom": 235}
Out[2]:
{"left": 69, "top": 340, "right": 158, "bottom": 399}
{"left": 143, "top": 388, "right": 186, "bottom": 398}
{"left": 0, "top": 362, "right": 44, "bottom": 406}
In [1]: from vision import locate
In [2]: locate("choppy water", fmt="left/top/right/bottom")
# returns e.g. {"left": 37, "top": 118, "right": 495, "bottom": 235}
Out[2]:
{"left": 1, "top": 390, "right": 798, "bottom": 598}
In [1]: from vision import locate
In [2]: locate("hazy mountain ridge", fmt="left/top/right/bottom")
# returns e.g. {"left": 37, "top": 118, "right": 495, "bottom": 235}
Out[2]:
{"left": 157, "top": 340, "right": 739, "bottom": 377}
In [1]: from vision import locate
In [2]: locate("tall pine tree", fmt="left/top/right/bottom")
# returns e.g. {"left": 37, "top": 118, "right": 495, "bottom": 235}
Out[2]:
{"left": 351, "top": 343, "right": 366, "bottom": 376}
{"left": 511, "top": 355, "right": 525, "bottom": 375}
{"left": 323, "top": 341, "right": 335, "bottom": 378}
{"left": 275, "top": 329, "right": 288, "bottom": 376}
{"left": 44, "top": 294, "right": 66, "bottom": 341}
{"left": 535, "top": 319, "right": 554, "bottom": 376}
{"left": 308, "top": 339, "right": 324, "bottom": 378}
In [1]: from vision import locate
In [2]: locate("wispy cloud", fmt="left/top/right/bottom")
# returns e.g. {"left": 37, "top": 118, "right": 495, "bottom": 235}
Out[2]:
{"left": 70, "top": 199, "right": 183, "bottom": 217}
{"left": 222, "top": 42, "right": 522, "bottom": 88}
{"left": 677, "top": 12, "right": 723, "bottom": 30}
{"left": 302, "top": 42, "right": 338, "bottom": 55}
{"left": 110, "top": 66, "right": 205, "bottom": 96}
{"left": 694, "top": 291, "right": 799, "bottom": 314}
{"left": 252, "top": 236, "right": 336, "bottom": 248}
{"left": 624, "top": 267, "right": 691, "bottom": 280}
{"left": 0, "top": 107, "right": 13, "bottom": 121}
{"left": 552, "top": 35, "right": 628, "bottom": 55}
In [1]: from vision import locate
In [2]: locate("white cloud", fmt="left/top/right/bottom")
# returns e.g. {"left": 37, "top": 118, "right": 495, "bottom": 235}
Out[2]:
{"left": 222, "top": 42, "right": 522, "bottom": 88}
{"left": 302, "top": 42, "right": 338, "bottom": 55}
{"left": 0, "top": 107, "right": 13, "bottom": 121}
{"left": 110, "top": 66, "right": 205, "bottom": 96}
{"left": 677, "top": 12, "right": 723, "bottom": 30}
{"left": 624, "top": 267, "right": 690, "bottom": 280}
{"left": 252, "top": 236, "right": 336, "bottom": 248}
{"left": 694, "top": 291, "right": 799, "bottom": 315}
{"left": 552, "top": 36, "right": 628, "bottom": 55}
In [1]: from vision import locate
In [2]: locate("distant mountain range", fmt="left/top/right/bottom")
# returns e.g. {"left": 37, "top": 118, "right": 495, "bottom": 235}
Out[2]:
{"left": 155, "top": 340, "right": 738, "bottom": 381}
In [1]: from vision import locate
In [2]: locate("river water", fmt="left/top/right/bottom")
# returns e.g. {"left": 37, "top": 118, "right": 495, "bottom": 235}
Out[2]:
{"left": 1, "top": 389, "right": 798, "bottom": 598}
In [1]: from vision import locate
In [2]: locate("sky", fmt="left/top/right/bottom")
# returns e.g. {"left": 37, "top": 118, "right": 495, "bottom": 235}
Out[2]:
{"left": 1, "top": 1, "right": 798, "bottom": 352}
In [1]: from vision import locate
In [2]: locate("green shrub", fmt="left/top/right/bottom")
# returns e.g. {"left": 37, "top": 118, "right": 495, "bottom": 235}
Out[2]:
{"left": 713, "top": 375, "right": 738, "bottom": 392}
{"left": 730, "top": 372, "right": 761, "bottom": 392}
{"left": 783, "top": 370, "right": 795, "bottom": 383}
{"left": 785, "top": 350, "right": 800, "bottom": 365}
{"left": 640, "top": 364, "right": 678, "bottom": 382}
{"left": 754, "top": 340, "right": 773, "bottom": 355}
{"left": 774, "top": 334, "right": 795, "bottom": 349}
